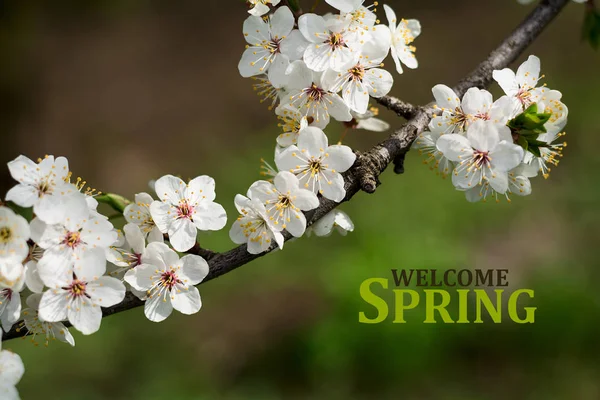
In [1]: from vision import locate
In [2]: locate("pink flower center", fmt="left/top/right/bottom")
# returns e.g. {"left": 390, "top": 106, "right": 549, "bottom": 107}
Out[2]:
{"left": 177, "top": 201, "right": 194, "bottom": 220}
{"left": 327, "top": 32, "right": 346, "bottom": 50}
{"left": 305, "top": 84, "right": 325, "bottom": 102}
{"left": 472, "top": 150, "right": 491, "bottom": 169}
{"left": 63, "top": 231, "right": 82, "bottom": 249}
{"left": 132, "top": 253, "right": 142, "bottom": 267}
{"left": 349, "top": 64, "right": 365, "bottom": 81}
{"left": 160, "top": 270, "right": 181, "bottom": 290}
{"left": 65, "top": 279, "right": 88, "bottom": 298}
{"left": 516, "top": 88, "right": 533, "bottom": 107}
{"left": 267, "top": 37, "right": 282, "bottom": 54}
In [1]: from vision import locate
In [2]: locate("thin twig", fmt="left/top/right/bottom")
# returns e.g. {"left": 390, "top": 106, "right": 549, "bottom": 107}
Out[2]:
{"left": 375, "top": 96, "right": 417, "bottom": 120}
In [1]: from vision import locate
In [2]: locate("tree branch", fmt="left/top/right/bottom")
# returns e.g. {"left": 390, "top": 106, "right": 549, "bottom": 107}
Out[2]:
{"left": 375, "top": 96, "right": 417, "bottom": 120}
{"left": 1, "top": 0, "right": 570, "bottom": 342}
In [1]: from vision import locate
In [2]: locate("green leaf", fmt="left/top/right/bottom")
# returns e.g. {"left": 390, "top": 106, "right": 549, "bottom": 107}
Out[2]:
{"left": 96, "top": 193, "right": 131, "bottom": 214}
{"left": 507, "top": 102, "right": 552, "bottom": 142}
{"left": 582, "top": 6, "right": 600, "bottom": 50}
{"left": 516, "top": 135, "right": 529, "bottom": 151}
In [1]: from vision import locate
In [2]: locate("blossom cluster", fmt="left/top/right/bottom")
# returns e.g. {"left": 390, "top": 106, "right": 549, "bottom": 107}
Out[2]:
{"left": 233, "top": 0, "right": 422, "bottom": 249}
{"left": 0, "top": 156, "right": 230, "bottom": 398}
{"left": 414, "top": 55, "right": 568, "bottom": 202}
{"left": 239, "top": 0, "right": 419, "bottom": 135}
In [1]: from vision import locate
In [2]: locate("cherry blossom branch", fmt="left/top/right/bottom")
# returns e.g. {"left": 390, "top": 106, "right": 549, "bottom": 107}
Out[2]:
{"left": 1, "top": 0, "right": 570, "bottom": 343}
{"left": 372, "top": 0, "right": 570, "bottom": 179}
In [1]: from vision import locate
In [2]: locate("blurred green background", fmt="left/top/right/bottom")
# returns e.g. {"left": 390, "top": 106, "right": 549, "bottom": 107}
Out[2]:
{"left": 1, "top": 0, "right": 600, "bottom": 399}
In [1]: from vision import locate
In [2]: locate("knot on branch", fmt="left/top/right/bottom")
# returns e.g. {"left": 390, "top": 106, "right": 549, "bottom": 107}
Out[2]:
{"left": 352, "top": 151, "right": 383, "bottom": 194}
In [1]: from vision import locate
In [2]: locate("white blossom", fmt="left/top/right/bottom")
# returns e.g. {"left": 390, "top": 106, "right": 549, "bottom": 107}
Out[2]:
{"left": 275, "top": 104, "right": 323, "bottom": 148}
{"left": 322, "top": 26, "right": 392, "bottom": 114}
{"left": 298, "top": 12, "right": 367, "bottom": 72}
{"left": 437, "top": 120, "right": 524, "bottom": 193}
{"left": 30, "top": 213, "right": 117, "bottom": 286}
{"left": 22, "top": 293, "right": 75, "bottom": 347}
{"left": 239, "top": 6, "right": 308, "bottom": 84}
{"left": 285, "top": 60, "right": 352, "bottom": 125}
{"left": 0, "top": 348, "right": 24, "bottom": 400}
{"left": 249, "top": 171, "right": 320, "bottom": 237}
{"left": 124, "top": 242, "right": 208, "bottom": 322}
{"left": 493, "top": 55, "right": 543, "bottom": 109}
{"left": 124, "top": 192, "right": 163, "bottom": 243}
{"left": 536, "top": 88, "right": 568, "bottom": 135}
{"left": 275, "top": 125, "right": 356, "bottom": 201}
{"left": 383, "top": 4, "right": 421, "bottom": 74}
{"left": 38, "top": 249, "right": 125, "bottom": 335}
{"left": 230, "top": 194, "right": 285, "bottom": 254}
{"left": 150, "top": 175, "right": 227, "bottom": 252}
{"left": 107, "top": 223, "right": 158, "bottom": 280}
{"left": 5, "top": 155, "right": 88, "bottom": 225}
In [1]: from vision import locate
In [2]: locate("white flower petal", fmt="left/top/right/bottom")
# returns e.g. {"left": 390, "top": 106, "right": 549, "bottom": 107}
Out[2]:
{"left": 171, "top": 286, "right": 202, "bottom": 315}
{"left": 68, "top": 298, "right": 102, "bottom": 335}
{"left": 179, "top": 255, "right": 209, "bottom": 286}
{"left": 38, "top": 289, "right": 69, "bottom": 322}
{"left": 88, "top": 276, "right": 126, "bottom": 307}
{"left": 269, "top": 5, "right": 294, "bottom": 38}
{"left": 154, "top": 175, "right": 186, "bottom": 205}
{"left": 324, "top": 145, "right": 356, "bottom": 172}
{"left": 144, "top": 290, "right": 173, "bottom": 322}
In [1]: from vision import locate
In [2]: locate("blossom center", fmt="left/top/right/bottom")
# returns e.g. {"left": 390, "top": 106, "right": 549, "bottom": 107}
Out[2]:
{"left": 327, "top": 32, "right": 346, "bottom": 50}
{"left": 277, "top": 195, "right": 292, "bottom": 209}
{"left": 309, "top": 159, "right": 322, "bottom": 175}
{"left": 306, "top": 84, "right": 325, "bottom": 102}
{"left": 450, "top": 107, "right": 469, "bottom": 130}
{"left": 0, "top": 227, "right": 11, "bottom": 243}
{"left": 38, "top": 180, "right": 53, "bottom": 197}
{"left": 516, "top": 88, "right": 533, "bottom": 107}
{"left": 349, "top": 65, "right": 365, "bottom": 81}
{"left": 65, "top": 279, "right": 88, "bottom": 298}
{"left": 472, "top": 150, "right": 491, "bottom": 169}
{"left": 63, "top": 231, "right": 82, "bottom": 249}
{"left": 132, "top": 253, "right": 143, "bottom": 267}
{"left": 177, "top": 201, "right": 194, "bottom": 220}
{"left": 160, "top": 270, "right": 180, "bottom": 290}
{"left": 267, "top": 37, "right": 282, "bottom": 54}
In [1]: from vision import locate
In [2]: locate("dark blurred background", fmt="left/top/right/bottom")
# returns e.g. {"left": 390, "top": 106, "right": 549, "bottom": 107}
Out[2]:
{"left": 2, "top": 0, "right": 600, "bottom": 399}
